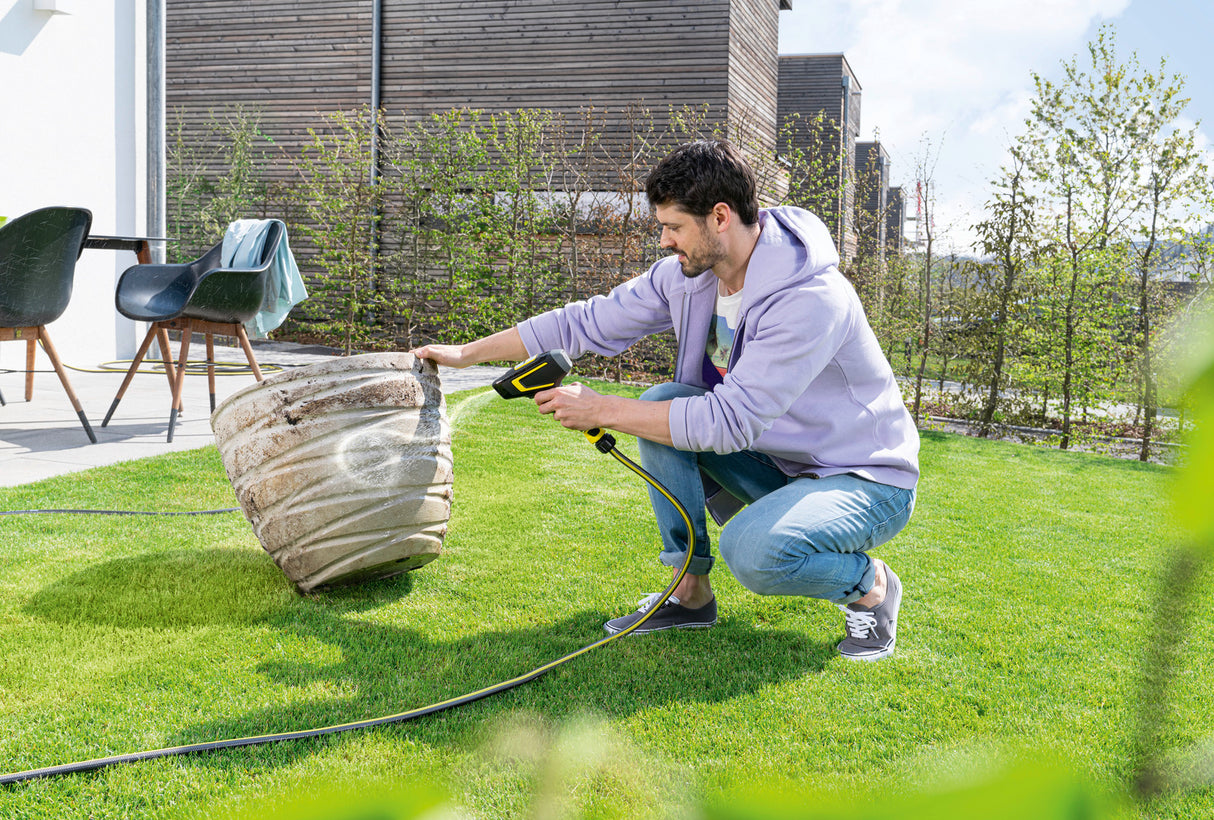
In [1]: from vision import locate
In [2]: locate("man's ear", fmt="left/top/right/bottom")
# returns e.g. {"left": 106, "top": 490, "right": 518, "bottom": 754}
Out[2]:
{"left": 710, "top": 202, "right": 733, "bottom": 233}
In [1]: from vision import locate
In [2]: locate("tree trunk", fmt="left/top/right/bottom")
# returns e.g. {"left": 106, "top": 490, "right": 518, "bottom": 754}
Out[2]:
{"left": 912, "top": 238, "right": 933, "bottom": 423}
{"left": 1138, "top": 239, "right": 1157, "bottom": 462}
{"left": 1060, "top": 251, "right": 1079, "bottom": 450}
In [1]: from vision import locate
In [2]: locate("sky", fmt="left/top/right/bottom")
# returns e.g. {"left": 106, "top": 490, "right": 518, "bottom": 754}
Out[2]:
{"left": 777, "top": 0, "right": 1214, "bottom": 252}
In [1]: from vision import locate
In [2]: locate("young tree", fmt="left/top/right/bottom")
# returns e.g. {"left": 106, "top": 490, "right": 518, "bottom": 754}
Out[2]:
{"left": 165, "top": 105, "right": 277, "bottom": 263}
{"left": 293, "top": 108, "right": 386, "bottom": 355}
{"left": 1019, "top": 24, "right": 1214, "bottom": 456}
{"left": 909, "top": 140, "right": 943, "bottom": 424}
{"left": 1022, "top": 26, "right": 1153, "bottom": 449}
{"left": 483, "top": 109, "right": 565, "bottom": 325}
{"left": 778, "top": 109, "right": 854, "bottom": 261}
{"left": 971, "top": 149, "right": 1038, "bottom": 435}
{"left": 1125, "top": 105, "right": 1210, "bottom": 459}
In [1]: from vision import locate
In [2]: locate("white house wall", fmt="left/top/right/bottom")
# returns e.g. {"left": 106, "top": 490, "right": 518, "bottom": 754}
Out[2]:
{"left": 0, "top": 0, "right": 146, "bottom": 369}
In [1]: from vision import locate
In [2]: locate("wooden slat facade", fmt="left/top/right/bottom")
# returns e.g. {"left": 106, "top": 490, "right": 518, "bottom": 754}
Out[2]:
{"left": 164, "top": 0, "right": 793, "bottom": 325}
{"left": 777, "top": 53, "right": 862, "bottom": 260}
{"left": 854, "top": 140, "right": 889, "bottom": 260}
{"left": 886, "top": 186, "right": 905, "bottom": 253}
{"left": 167, "top": 1, "right": 372, "bottom": 164}
{"left": 166, "top": 0, "right": 789, "bottom": 191}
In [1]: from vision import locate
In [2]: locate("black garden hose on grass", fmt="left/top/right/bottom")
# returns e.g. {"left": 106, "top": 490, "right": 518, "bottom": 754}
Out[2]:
{"left": 0, "top": 428, "right": 692, "bottom": 786}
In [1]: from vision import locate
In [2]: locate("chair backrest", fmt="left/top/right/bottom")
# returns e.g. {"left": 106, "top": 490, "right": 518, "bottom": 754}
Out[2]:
{"left": 184, "top": 220, "right": 285, "bottom": 324}
{"left": 252, "top": 220, "right": 284, "bottom": 269}
{"left": 0, "top": 207, "right": 93, "bottom": 327}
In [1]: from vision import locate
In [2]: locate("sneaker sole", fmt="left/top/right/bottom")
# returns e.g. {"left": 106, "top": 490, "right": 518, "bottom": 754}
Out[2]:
{"left": 837, "top": 643, "right": 895, "bottom": 661}
{"left": 603, "top": 619, "right": 717, "bottom": 636}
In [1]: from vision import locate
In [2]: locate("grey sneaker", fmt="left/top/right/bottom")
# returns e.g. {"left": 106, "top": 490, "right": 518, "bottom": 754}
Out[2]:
{"left": 837, "top": 563, "right": 901, "bottom": 661}
{"left": 603, "top": 592, "right": 718, "bottom": 635}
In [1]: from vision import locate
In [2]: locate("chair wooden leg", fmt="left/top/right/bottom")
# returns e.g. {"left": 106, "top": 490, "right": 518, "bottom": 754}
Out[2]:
{"left": 156, "top": 324, "right": 177, "bottom": 388}
{"left": 234, "top": 325, "right": 264, "bottom": 382}
{"left": 25, "top": 338, "right": 35, "bottom": 402}
{"left": 167, "top": 320, "right": 192, "bottom": 443}
{"left": 103, "top": 323, "right": 159, "bottom": 427}
{"left": 38, "top": 328, "right": 97, "bottom": 444}
{"left": 205, "top": 332, "right": 217, "bottom": 413}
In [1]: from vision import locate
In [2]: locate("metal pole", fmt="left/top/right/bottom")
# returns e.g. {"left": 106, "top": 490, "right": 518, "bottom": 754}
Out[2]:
{"left": 368, "top": 0, "right": 383, "bottom": 314}
{"left": 147, "top": 0, "right": 166, "bottom": 264}
{"left": 371, "top": 0, "right": 382, "bottom": 181}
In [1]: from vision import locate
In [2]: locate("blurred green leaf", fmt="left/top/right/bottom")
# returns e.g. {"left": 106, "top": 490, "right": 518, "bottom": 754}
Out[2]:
{"left": 1172, "top": 313, "right": 1214, "bottom": 550}
{"left": 227, "top": 781, "right": 449, "bottom": 820}
{"left": 705, "top": 762, "right": 1114, "bottom": 820}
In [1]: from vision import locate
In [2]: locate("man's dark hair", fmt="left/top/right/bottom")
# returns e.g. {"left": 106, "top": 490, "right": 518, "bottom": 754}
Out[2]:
{"left": 645, "top": 139, "right": 759, "bottom": 226}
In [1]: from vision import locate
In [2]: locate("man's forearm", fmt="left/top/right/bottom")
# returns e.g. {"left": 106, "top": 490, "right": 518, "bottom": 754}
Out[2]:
{"left": 413, "top": 327, "right": 528, "bottom": 368}
{"left": 465, "top": 327, "right": 529, "bottom": 364}
{"left": 597, "top": 394, "right": 675, "bottom": 448}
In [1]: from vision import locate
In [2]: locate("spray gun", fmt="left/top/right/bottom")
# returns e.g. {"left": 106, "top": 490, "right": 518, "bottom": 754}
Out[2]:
{"left": 491, "top": 349, "right": 573, "bottom": 399}
{"left": 491, "top": 349, "right": 615, "bottom": 453}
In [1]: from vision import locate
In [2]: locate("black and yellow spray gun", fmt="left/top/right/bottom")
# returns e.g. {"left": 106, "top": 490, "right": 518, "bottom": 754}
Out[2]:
{"left": 1, "top": 351, "right": 694, "bottom": 785}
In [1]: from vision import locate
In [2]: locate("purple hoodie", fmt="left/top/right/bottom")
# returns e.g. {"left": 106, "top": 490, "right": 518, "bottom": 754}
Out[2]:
{"left": 517, "top": 205, "right": 919, "bottom": 490}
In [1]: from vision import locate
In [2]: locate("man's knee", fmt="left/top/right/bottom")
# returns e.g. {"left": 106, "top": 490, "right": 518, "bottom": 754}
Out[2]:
{"left": 718, "top": 522, "right": 784, "bottom": 596}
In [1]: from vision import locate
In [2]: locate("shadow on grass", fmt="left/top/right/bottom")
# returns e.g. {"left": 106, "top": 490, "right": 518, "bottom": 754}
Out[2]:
{"left": 23, "top": 548, "right": 292, "bottom": 628}
{"left": 20, "top": 549, "right": 829, "bottom": 776}
{"left": 168, "top": 606, "right": 830, "bottom": 774}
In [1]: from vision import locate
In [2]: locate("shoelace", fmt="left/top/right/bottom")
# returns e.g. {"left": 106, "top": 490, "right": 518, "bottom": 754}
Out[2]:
{"left": 839, "top": 606, "right": 878, "bottom": 639}
{"left": 636, "top": 592, "right": 681, "bottom": 612}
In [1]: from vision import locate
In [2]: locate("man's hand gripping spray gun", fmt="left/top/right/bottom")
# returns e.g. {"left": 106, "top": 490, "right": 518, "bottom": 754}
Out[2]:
{"left": 491, "top": 349, "right": 615, "bottom": 452}
{"left": 491, "top": 348, "right": 694, "bottom": 585}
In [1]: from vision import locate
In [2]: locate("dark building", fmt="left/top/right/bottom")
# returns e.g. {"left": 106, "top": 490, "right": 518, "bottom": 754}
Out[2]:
{"left": 776, "top": 53, "right": 862, "bottom": 259}
{"left": 167, "top": 0, "right": 793, "bottom": 192}
{"left": 854, "top": 140, "right": 890, "bottom": 261}
{"left": 885, "top": 186, "right": 905, "bottom": 254}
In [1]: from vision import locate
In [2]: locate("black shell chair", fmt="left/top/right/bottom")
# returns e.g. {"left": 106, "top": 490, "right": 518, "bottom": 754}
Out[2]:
{"left": 102, "top": 222, "right": 281, "bottom": 442}
{"left": 0, "top": 207, "right": 97, "bottom": 443}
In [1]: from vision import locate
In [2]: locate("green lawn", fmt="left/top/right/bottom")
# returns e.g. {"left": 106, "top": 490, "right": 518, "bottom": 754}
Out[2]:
{"left": 0, "top": 382, "right": 1209, "bottom": 819}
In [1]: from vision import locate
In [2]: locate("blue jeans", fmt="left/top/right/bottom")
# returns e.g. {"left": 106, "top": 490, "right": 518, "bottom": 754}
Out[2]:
{"left": 637, "top": 383, "right": 916, "bottom": 605}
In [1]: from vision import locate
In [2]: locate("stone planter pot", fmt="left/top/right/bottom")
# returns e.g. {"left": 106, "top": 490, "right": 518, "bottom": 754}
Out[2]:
{"left": 211, "top": 352, "right": 452, "bottom": 593}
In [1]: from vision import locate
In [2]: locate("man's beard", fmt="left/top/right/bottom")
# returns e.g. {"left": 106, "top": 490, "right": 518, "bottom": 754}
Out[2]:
{"left": 678, "top": 230, "right": 726, "bottom": 278}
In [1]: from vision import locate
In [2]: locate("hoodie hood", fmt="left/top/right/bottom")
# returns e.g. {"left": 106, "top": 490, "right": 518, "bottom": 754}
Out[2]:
{"left": 702, "top": 206, "right": 841, "bottom": 319}
{"left": 762, "top": 205, "right": 841, "bottom": 280}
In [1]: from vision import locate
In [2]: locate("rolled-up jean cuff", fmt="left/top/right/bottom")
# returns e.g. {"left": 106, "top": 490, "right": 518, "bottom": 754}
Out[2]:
{"left": 829, "top": 563, "right": 876, "bottom": 605}
{"left": 660, "top": 550, "right": 715, "bottom": 576}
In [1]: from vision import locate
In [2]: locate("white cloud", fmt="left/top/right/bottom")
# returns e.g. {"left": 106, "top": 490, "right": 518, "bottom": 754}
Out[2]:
{"left": 779, "top": 0, "right": 1134, "bottom": 250}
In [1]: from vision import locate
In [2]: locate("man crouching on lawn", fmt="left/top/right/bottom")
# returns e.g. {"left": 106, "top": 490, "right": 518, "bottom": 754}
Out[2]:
{"left": 414, "top": 139, "right": 919, "bottom": 661}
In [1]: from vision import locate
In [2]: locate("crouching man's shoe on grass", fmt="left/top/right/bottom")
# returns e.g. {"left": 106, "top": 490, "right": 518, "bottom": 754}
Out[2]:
{"left": 603, "top": 593, "right": 718, "bottom": 635}
{"left": 837, "top": 562, "right": 901, "bottom": 661}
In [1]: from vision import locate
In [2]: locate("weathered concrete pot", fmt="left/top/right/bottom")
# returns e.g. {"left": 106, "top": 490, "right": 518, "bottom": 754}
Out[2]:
{"left": 211, "top": 352, "right": 452, "bottom": 593}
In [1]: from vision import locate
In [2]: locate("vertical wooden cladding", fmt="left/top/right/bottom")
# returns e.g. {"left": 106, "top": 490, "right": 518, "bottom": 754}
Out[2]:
{"left": 778, "top": 54, "right": 843, "bottom": 130}
{"left": 166, "top": 0, "right": 372, "bottom": 168}
{"left": 167, "top": 0, "right": 789, "bottom": 175}
{"left": 778, "top": 53, "right": 861, "bottom": 164}
{"left": 166, "top": 0, "right": 790, "bottom": 213}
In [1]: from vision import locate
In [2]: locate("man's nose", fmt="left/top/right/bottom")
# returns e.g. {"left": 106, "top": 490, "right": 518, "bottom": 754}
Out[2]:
{"left": 659, "top": 229, "right": 675, "bottom": 249}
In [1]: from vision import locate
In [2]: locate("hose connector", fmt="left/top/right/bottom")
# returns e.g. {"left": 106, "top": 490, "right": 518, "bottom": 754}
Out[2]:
{"left": 584, "top": 427, "right": 616, "bottom": 453}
